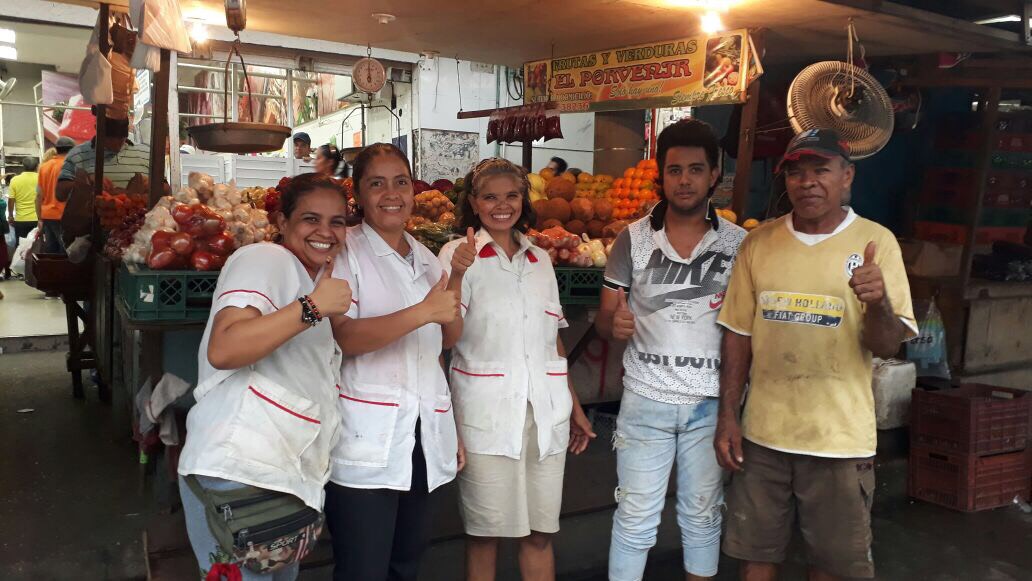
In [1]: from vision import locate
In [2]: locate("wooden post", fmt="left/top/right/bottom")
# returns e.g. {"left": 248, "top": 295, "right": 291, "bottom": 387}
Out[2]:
{"left": 961, "top": 86, "right": 1002, "bottom": 286}
{"left": 522, "top": 140, "right": 533, "bottom": 171}
{"left": 149, "top": 49, "right": 171, "bottom": 206}
{"left": 731, "top": 32, "right": 763, "bottom": 220}
{"left": 93, "top": 3, "right": 110, "bottom": 198}
{"left": 731, "top": 79, "right": 761, "bottom": 220}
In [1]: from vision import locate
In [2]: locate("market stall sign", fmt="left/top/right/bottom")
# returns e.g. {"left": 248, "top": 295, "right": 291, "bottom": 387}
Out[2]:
{"left": 524, "top": 30, "right": 757, "bottom": 113}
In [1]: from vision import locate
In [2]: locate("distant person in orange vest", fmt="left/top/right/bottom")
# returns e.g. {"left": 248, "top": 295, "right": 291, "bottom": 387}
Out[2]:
{"left": 36, "top": 137, "right": 76, "bottom": 254}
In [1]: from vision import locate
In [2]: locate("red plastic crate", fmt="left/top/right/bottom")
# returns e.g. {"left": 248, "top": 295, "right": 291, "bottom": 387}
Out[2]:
{"left": 912, "top": 386, "right": 1031, "bottom": 455}
{"left": 913, "top": 221, "right": 968, "bottom": 245}
{"left": 975, "top": 227, "right": 1027, "bottom": 245}
{"left": 908, "top": 444, "right": 1031, "bottom": 512}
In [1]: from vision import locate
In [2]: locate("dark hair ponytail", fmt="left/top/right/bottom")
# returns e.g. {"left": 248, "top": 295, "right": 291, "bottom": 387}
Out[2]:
{"left": 317, "top": 144, "right": 342, "bottom": 175}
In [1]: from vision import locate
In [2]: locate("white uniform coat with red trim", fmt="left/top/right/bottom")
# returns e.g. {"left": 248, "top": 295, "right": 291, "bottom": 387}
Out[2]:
{"left": 438, "top": 229, "right": 572, "bottom": 461}
{"left": 179, "top": 243, "right": 343, "bottom": 511}
{"left": 329, "top": 223, "right": 458, "bottom": 492}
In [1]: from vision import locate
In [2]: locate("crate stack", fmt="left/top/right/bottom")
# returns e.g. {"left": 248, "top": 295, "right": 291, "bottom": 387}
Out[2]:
{"left": 908, "top": 384, "right": 1032, "bottom": 512}
{"left": 914, "top": 111, "right": 1032, "bottom": 248}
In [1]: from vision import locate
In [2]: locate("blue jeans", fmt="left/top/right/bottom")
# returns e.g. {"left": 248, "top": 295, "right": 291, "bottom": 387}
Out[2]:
{"left": 609, "top": 390, "right": 723, "bottom": 580}
{"left": 179, "top": 475, "right": 300, "bottom": 581}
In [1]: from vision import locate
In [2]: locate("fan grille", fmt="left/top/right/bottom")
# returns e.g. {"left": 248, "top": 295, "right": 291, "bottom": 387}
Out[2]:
{"left": 788, "top": 61, "right": 893, "bottom": 159}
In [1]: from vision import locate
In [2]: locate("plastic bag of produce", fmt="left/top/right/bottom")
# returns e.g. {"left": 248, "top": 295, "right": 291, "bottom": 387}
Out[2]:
{"left": 906, "top": 299, "right": 948, "bottom": 379}
{"left": 486, "top": 110, "right": 501, "bottom": 144}
{"left": 544, "top": 107, "right": 563, "bottom": 141}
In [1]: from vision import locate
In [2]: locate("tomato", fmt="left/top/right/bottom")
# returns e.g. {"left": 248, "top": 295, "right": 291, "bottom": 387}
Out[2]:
{"left": 170, "top": 232, "right": 195, "bottom": 256}
{"left": 190, "top": 250, "right": 218, "bottom": 271}
{"left": 207, "top": 232, "right": 236, "bottom": 256}
{"left": 147, "top": 248, "right": 178, "bottom": 270}
{"left": 171, "top": 204, "right": 194, "bottom": 225}
{"left": 151, "top": 230, "right": 174, "bottom": 250}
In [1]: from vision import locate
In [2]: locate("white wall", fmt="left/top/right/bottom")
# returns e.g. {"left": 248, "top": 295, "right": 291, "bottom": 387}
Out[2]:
{"left": 414, "top": 58, "right": 595, "bottom": 174}
{"left": 293, "top": 81, "right": 414, "bottom": 153}
{"left": 1, "top": 61, "right": 51, "bottom": 150}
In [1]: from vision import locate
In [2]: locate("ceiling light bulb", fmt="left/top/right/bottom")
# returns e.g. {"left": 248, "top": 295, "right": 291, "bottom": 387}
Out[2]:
{"left": 189, "top": 21, "right": 209, "bottom": 44}
{"left": 371, "top": 13, "right": 396, "bottom": 25}
{"left": 701, "top": 11, "right": 724, "bottom": 34}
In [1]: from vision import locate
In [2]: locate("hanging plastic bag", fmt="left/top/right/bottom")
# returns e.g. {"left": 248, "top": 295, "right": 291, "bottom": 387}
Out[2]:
{"left": 138, "top": 0, "right": 192, "bottom": 54}
{"left": 513, "top": 107, "right": 529, "bottom": 142}
{"left": 486, "top": 110, "right": 501, "bottom": 144}
{"left": 11, "top": 228, "right": 39, "bottom": 276}
{"left": 544, "top": 107, "right": 563, "bottom": 141}
{"left": 78, "top": 12, "right": 113, "bottom": 105}
{"left": 907, "top": 299, "right": 950, "bottom": 379}
{"left": 501, "top": 110, "right": 517, "bottom": 144}
{"left": 530, "top": 104, "right": 546, "bottom": 142}
{"left": 128, "top": 0, "right": 163, "bottom": 71}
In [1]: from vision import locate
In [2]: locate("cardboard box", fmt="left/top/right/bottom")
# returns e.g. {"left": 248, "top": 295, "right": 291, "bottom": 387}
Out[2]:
{"left": 900, "top": 238, "right": 963, "bottom": 277}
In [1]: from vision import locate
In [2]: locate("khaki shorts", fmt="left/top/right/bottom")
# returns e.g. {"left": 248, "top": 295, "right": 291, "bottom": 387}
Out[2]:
{"left": 723, "top": 439, "right": 876, "bottom": 578}
{"left": 458, "top": 406, "right": 567, "bottom": 537}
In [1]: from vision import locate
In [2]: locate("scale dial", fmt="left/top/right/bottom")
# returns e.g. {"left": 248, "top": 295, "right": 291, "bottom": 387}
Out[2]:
{"left": 352, "top": 57, "right": 387, "bottom": 93}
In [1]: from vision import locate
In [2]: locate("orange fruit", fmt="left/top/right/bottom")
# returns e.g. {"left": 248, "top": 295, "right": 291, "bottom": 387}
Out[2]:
{"left": 623, "top": 168, "right": 636, "bottom": 178}
{"left": 743, "top": 218, "right": 760, "bottom": 230}
{"left": 577, "top": 172, "right": 593, "bottom": 184}
{"left": 539, "top": 168, "right": 555, "bottom": 181}
{"left": 629, "top": 179, "right": 642, "bottom": 190}
{"left": 636, "top": 159, "right": 648, "bottom": 169}
{"left": 633, "top": 168, "right": 646, "bottom": 179}
{"left": 613, "top": 178, "right": 624, "bottom": 188}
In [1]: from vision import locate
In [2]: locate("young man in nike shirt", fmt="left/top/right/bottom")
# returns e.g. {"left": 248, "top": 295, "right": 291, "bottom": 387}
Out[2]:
{"left": 715, "top": 129, "right": 916, "bottom": 580}
{"left": 596, "top": 119, "right": 746, "bottom": 580}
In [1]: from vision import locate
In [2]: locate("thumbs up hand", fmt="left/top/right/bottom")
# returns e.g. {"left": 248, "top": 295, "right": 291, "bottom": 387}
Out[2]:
{"left": 612, "top": 288, "right": 637, "bottom": 341}
{"left": 310, "top": 255, "right": 354, "bottom": 317}
{"left": 420, "top": 273, "right": 460, "bottom": 325}
{"left": 849, "top": 241, "right": 886, "bottom": 304}
{"left": 450, "top": 227, "right": 478, "bottom": 276}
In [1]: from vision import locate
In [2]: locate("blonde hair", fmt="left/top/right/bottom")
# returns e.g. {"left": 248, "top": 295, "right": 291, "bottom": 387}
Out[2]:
{"left": 42, "top": 148, "right": 57, "bottom": 163}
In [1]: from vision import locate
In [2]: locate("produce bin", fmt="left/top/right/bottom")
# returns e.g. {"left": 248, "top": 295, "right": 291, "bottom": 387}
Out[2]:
{"left": 117, "top": 263, "right": 221, "bottom": 322}
{"left": 555, "top": 267, "right": 604, "bottom": 306}
{"left": 908, "top": 444, "right": 1031, "bottom": 512}
{"left": 911, "top": 386, "right": 1031, "bottom": 456}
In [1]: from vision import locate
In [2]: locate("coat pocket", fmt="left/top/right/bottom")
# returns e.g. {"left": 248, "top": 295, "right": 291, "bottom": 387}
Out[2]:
{"left": 545, "top": 359, "right": 573, "bottom": 452}
{"left": 335, "top": 384, "right": 401, "bottom": 468}
{"left": 449, "top": 360, "right": 507, "bottom": 431}
{"left": 225, "top": 379, "right": 323, "bottom": 478}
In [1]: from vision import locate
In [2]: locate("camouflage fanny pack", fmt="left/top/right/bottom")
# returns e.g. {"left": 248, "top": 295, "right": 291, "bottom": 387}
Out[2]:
{"left": 185, "top": 476, "right": 322, "bottom": 574}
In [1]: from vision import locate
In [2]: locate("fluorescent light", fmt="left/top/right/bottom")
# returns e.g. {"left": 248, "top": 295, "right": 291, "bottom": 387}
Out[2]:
{"left": 0, "top": 46, "right": 16, "bottom": 61}
{"left": 668, "top": 0, "right": 738, "bottom": 10}
{"left": 975, "top": 14, "right": 1021, "bottom": 25}
{"left": 189, "top": 21, "right": 209, "bottom": 44}
{"left": 701, "top": 11, "right": 725, "bottom": 34}
{"left": 0, "top": 28, "right": 14, "bottom": 44}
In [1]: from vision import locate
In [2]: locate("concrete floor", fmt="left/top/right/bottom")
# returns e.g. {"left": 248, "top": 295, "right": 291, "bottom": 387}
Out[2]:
{"left": 1, "top": 350, "right": 1031, "bottom": 580}
{"left": 0, "top": 279, "right": 70, "bottom": 339}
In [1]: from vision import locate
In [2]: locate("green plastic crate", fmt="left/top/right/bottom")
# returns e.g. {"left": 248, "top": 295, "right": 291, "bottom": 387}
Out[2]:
{"left": 556, "top": 267, "right": 604, "bottom": 306}
{"left": 117, "top": 263, "right": 221, "bottom": 322}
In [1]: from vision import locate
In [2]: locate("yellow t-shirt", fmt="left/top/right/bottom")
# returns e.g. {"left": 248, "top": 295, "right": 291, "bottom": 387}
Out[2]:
{"left": 717, "top": 210, "right": 917, "bottom": 458}
{"left": 9, "top": 171, "right": 39, "bottom": 222}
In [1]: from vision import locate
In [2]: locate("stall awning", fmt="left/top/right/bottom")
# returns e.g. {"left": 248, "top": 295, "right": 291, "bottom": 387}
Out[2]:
{"left": 47, "top": 0, "right": 1027, "bottom": 66}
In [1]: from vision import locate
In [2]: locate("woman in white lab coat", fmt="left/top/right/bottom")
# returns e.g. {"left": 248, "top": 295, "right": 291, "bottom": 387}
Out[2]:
{"left": 177, "top": 173, "right": 353, "bottom": 580}
{"left": 324, "top": 143, "right": 462, "bottom": 581}
{"left": 437, "top": 158, "right": 596, "bottom": 581}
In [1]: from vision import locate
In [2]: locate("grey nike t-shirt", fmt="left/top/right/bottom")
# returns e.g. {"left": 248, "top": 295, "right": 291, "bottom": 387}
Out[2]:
{"left": 604, "top": 212, "right": 746, "bottom": 404}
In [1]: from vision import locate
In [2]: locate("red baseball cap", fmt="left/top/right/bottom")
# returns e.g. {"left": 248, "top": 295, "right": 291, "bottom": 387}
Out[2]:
{"left": 776, "top": 129, "right": 851, "bottom": 173}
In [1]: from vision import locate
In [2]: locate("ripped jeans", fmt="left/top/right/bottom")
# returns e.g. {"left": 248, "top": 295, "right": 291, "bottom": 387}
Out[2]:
{"left": 609, "top": 390, "right": 723, "bottom": 580}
